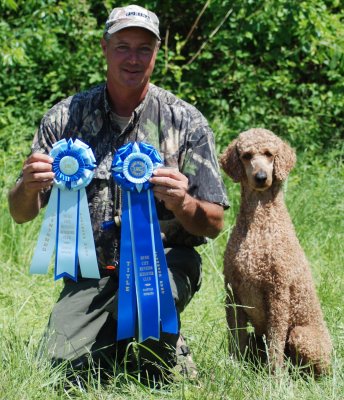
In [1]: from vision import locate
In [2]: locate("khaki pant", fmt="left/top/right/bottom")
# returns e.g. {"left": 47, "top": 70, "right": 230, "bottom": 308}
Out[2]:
{"left": 39, "top": 247, "right": 202, "bottom": 376}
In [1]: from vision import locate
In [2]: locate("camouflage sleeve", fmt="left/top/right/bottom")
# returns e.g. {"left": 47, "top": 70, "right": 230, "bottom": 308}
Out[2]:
{"left": 180, "top": 108, "right": 229, "bottom": 208}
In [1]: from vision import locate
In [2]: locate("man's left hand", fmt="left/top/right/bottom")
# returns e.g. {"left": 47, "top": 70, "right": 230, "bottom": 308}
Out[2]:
{"left": 150, "top": 167, "right": 188, "bottom": 212}
{"left": 150, "top": 167, "right": 224, "bottom": 238}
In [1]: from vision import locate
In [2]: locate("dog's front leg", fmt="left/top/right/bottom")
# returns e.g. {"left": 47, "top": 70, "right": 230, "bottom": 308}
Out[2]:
{"left": 266, "top": 286, "right": 290, "bottom": 372}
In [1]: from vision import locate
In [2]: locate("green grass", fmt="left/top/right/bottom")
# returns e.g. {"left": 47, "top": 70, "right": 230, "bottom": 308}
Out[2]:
{"left": 0, "top": 150, "right": 343, "bottom": 399}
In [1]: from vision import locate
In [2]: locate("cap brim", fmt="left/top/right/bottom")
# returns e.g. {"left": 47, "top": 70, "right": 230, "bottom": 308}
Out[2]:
{"left": 107, "top": 21, "right": 160, "bottom": 40}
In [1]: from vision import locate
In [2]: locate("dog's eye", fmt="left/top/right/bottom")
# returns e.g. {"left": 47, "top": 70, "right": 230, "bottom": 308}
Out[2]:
{"left": 242, "top": 153, "right": 252, "bottom": 160}
{"left": 264, "top": 151, "right": 273, "bottom": 158}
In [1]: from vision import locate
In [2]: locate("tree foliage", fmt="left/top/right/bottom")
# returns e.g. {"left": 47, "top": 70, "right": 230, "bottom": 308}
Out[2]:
{"left": 1, "top": 0, "right": 343, "bottom": 158}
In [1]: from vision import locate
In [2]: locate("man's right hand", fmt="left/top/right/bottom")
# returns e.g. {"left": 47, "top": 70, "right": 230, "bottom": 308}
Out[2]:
{"left": 21, "top": 153, "right": 55, "bottom": 194}
{"left": 8, "top": 153, "right": 55, "bottom": 223}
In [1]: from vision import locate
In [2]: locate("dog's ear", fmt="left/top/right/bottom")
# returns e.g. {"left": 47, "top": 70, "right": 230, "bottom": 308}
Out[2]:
{"left": 220, "top": 139, "right": 243, "bottom": 182}
{"left": 274, "top": 140, "right": 296, "bottom": 181}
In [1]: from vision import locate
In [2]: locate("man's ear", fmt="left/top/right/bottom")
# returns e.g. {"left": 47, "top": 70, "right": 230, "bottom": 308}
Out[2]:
{"left": 100, "top": 38, "right": 107, "bottom": 56}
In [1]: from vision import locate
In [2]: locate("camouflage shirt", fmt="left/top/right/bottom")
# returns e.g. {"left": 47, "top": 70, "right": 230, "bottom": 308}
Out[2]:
{"left": 32, "top": 83, "right": 229, "bottom": 269}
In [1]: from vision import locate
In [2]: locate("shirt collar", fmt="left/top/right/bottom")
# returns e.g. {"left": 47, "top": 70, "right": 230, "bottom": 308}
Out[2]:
{"left": 103, "top": 84, "right": 152, "bottom": 123}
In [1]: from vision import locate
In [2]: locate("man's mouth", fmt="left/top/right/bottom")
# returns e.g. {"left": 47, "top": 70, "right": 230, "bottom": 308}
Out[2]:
{"left": 123, "top": 68, "right": 142, "bottom": 74}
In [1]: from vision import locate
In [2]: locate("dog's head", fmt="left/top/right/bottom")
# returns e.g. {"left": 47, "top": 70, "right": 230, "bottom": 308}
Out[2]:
{"left": 220, "top": 128, "right": 296, "bottom": 191}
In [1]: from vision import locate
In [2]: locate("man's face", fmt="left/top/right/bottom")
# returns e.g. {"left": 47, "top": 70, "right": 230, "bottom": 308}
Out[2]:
{"left": 101, "top": 27, "right": 159, "bottom": 91}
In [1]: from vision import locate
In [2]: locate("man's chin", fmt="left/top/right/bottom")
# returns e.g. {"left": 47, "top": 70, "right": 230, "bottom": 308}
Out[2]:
{"left": 121, "top": 70, "right": 142, "bottom": 82}
{"left": 121, "top": 76, "right": 149, "bottom": 90}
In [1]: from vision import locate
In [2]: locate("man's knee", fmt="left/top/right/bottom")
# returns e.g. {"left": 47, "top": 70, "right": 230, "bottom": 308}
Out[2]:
{"left": 165, "top": 247, "right": 202, "bottom": 312}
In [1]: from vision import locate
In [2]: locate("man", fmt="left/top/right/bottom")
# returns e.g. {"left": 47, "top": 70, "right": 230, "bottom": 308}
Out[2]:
{"left": 8, "top": 4, "right": 229, "bottom": 383}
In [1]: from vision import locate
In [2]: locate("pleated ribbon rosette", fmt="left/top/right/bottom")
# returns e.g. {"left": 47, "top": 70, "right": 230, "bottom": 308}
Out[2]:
{"left": 30, "top": 138, "right": 100, "bottom": 281}
{"left": 112, "top": 142, "right": 178, "bottom": 342}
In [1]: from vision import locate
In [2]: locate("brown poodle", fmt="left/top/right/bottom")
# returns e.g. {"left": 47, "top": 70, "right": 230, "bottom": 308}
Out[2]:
{"left": 220, "top": 128, "right": 332, "bottom": 375}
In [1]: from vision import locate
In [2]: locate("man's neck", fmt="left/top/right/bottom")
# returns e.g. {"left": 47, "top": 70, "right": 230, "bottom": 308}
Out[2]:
{"left": 106, "top": 81, "right": 150, "bottom": 117}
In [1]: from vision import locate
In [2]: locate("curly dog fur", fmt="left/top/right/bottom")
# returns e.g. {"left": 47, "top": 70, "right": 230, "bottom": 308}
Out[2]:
{"left": 220, "top": 128, "right": 332, "bottom": 375}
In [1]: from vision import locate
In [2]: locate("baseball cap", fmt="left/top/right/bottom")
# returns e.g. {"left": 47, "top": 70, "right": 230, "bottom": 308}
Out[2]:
{"left": 104, "top": 5, "right": 160, "bottom": 40}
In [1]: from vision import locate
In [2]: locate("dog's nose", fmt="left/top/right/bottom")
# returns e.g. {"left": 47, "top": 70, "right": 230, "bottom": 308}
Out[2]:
{"left": 255, "top": 171, "right": 267, "bottom": 184}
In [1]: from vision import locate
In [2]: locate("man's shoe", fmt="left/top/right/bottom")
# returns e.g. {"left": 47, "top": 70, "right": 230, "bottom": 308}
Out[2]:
{"left": 174, "top": 334, "right": 198, "bottom": 380}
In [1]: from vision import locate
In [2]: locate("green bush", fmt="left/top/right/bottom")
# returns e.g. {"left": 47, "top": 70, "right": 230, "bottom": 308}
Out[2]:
{"left": 1, "top": 0, "right": 343, "bottom": 160}
{"left": 153, "top": 0, "right": 344, "bottom": 152}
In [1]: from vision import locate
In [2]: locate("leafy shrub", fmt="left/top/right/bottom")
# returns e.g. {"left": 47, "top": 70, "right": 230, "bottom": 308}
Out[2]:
{"left": 1, "top": 0, "right": 343, "bottom": 162}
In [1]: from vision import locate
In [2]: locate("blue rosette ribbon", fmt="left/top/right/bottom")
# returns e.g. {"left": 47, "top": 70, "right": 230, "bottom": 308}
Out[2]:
{"left": 30, "top": 138, "right": 100, "bottom": 281}
{"left": 112, "top": 142, "right": 178, "bottom": 343}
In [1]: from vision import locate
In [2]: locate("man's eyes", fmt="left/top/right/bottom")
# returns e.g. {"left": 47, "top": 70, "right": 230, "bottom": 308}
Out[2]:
{"left": 115, "top": 45, "right": 154, "bottom": 54}
{"left": 139, "top": 47, "right": 154, "bottom": 55}
{"left": 115, "top": 45, "right": 129, "bottom": 52}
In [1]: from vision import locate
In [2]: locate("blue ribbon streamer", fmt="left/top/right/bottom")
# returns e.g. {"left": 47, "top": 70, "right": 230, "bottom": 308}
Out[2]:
{"left": 148, "top": 189, "right": 179, "bottom": 334}
{"left": 116, "top": 191, "right": 137, "bottom": 340}
{"left": 112, "top": 142, "right": 178, "bottom": 342}
{"left": 54, "top": 189, "right": 79, "bottom": 280}
{"left": 30, "top": 138, "right": 100, "bottom": 281}
{"left": 129, "top": 190, "right": 160, "bottom": 342}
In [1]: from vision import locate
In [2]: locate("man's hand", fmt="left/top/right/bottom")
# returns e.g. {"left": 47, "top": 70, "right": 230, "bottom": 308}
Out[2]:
{"left": 150, "top": 167, "right": 224, "bottom": 238}
{"left": 21, "top": 153, "right": 55, "bottom": 194}
{"left": 8, "top": 153, "right": 55, "bottom": 223}
{"left": 150, "top": 167, "right": 188, "bottom": 213}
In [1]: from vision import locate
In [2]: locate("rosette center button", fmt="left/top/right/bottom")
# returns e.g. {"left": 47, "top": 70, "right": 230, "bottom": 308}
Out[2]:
{"left": 59, "top": 156, "right": 79, "bottom": 176}
{"left": 129, "top": 160, "right": 146, "bottom": 178}
{"left": 122, "top": 152, "right": 153, "bottom": 184}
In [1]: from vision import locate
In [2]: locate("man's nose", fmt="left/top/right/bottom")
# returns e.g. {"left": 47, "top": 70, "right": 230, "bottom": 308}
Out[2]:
{"left": 127, "top": 49, "right": 139, "bottom": 63}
